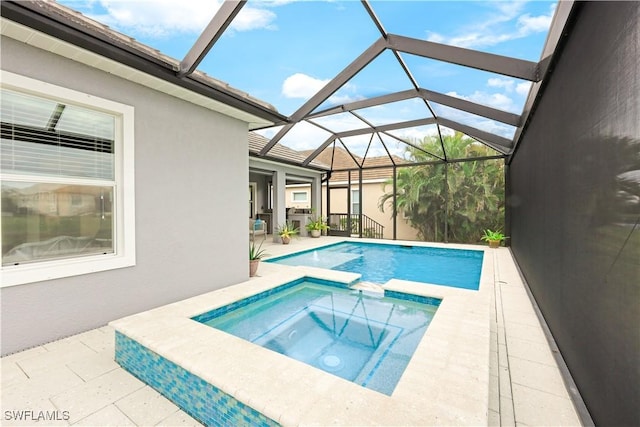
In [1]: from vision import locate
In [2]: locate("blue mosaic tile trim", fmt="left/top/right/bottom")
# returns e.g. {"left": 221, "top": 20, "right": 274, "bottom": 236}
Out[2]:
{"left": 115, "top": 332, "right": 279, "bottom": 427}
{"left": 192, "top": 277, "right": 351, "bottom": 324}
{"left": 384, "top": 290, "right": 442, "bottom": 307}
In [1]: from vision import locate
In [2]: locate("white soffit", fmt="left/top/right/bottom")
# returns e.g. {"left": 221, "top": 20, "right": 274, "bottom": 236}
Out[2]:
{"left": 0, "top": 18, "right": 275, "bottom": 129}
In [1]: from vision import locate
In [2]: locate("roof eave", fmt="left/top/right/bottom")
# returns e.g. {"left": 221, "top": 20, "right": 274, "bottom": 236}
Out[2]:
{"left": 0, "top": 0, "right": 287, "bottom": 126}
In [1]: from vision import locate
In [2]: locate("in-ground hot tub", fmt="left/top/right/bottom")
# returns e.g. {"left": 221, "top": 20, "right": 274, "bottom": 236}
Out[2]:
{"left": 111, "top": 255, "right": 492, "bottom": 426}
{"left": 193, "top": 278, "right": 441, "bottom": 396}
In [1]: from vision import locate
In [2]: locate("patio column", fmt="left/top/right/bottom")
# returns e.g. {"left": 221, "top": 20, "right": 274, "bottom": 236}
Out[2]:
{"left": 272, "top": 170, "right": 286, "bottom": 243}
{"left": 311, "top": 176, "right": 321, "bottom": 216}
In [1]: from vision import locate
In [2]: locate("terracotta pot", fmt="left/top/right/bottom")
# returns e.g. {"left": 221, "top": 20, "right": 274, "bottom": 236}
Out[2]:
{"left": 310, "top": 229, "right": 321, "bottom": 238}
{"left": 249, "top": 259, "right": 260, "bottom": 277}
{"left": 282, "top": 236, "right": 291, "bottom": 244}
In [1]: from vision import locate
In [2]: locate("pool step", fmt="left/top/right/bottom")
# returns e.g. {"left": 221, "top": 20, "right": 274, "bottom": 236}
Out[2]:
{"left": 351, "top": 281, "right": 384, "bottom": 294}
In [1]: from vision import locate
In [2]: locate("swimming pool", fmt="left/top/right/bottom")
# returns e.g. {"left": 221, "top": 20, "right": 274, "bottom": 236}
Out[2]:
{"left": 193, "top": 278, "right": 440, "bottom": 396}
{"left": 267, "top": 242, "right": 484, "bottom": 290}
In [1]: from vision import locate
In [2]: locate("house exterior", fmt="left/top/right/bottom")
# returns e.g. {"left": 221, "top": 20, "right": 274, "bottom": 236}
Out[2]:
{"left": 248, "top": 132, "right": 327, "bottom": 238}
{"left": 297, "top": 147, "right": 421, "bottom": 240}
{"left": 0, "top": 5, "right": 285, "bottom": 355}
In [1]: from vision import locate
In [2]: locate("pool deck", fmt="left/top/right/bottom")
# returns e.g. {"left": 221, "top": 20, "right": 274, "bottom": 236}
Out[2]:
{"left": 1, "top": 237, "right": 584, "bottom": 426}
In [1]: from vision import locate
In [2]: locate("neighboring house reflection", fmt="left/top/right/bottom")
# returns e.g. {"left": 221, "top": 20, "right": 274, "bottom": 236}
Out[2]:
{"left": 2, "top": 182, "right": 113, "bottom": 264}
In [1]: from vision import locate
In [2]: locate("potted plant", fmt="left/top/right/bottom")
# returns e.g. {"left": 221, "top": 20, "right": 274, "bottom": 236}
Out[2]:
{"left": 481, "top": 229, "right": 508, "bottom": 248}
{"left": 249, "top": 240, "right": 267, "bottom": 277}
{"left": 305, "top": 214, "right": 329, "bottom": 238}
{"left": 277, "top": 221, "right": 299, "bottom": 244}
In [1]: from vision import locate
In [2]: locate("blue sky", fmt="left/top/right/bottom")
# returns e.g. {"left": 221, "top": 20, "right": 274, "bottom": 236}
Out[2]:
{"left": 57, "top": 0, "right": 556, "bottom": 155}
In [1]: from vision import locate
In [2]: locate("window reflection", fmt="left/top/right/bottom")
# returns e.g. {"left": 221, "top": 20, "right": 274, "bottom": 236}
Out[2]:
{"left": 2, "top": 182, "right": 114, "bottom": 265}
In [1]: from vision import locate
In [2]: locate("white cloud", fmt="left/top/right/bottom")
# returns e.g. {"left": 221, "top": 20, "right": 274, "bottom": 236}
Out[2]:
{"left": 277, "top": 121, "right": 333, "bottom": 152}
{"left": 425, "top": 2, "right": 556, "bottom": 50}
{"left": 85, "top": 1, "right": 277, "bottom": 37}
{"left": 311, "top": 113, "right": 369, "bottom": 133}
{"left": 516, "top": 82, "right": 532, "bottom": 96}
{"left": 447, "top": 90, "right": 516, "bottom": 113}
{"left": 425, "top": 32, "right": 446, "bottom": 44}
{"left": 487, "top": 78, "right": 515, "bottom": 92}
{"left": 282, "top": 73, "right": 330, "bottom": 99}
{"left": 518, "top": 12, "right": 553, "bottom": 34}
{"left": 281, "top": 73, "right": 361, "bottom": 105}
{"left": 327, "top": 92, "right": 361, "bottom": 106}
{"left": 435, "top": 103, "right": 516, "bottom": 139}
{"left": 90, "top": 0, "right": 218, "bottom": 36}
{"left": 429, "top": 32, "right": 513, "bottom": 49}
{"left": 232, "top": 8, "right": 277, "bottom": 32}
{"left": 390, "top": 126, "right": 440, "bottom": 141}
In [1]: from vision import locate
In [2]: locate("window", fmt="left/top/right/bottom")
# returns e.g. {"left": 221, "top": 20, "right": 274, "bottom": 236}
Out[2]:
{"left": 351, "top": 189, "right": 361, "bottom": 214}
{"left": 1, "top": 71, "right": 135, "bottom": 287}
{"left": 292, "top": 191, "right": 308, "bottom": 202}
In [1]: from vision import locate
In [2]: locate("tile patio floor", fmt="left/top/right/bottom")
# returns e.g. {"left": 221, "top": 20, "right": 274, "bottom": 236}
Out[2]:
{"left": 1, "top": 237, "right": 585, "bottom": 426}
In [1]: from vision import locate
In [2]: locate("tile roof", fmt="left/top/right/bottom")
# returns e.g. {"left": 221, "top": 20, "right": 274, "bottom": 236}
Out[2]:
{"left": 249, "top": 133, "right": 330, "bottom": 170}
{"left": 300, "top": 147, "right": 407, "bottom": 182}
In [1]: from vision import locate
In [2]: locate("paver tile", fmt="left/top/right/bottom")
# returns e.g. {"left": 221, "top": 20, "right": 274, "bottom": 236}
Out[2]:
{"left": 500, "top": 396, "right": 516, "bottom": 427}
{"left": 509, "top": 357, "right": 570, "bottom": 397}
{"left": 155, "top": 410, "right": 202, "bottom": 426}
{"left": 507, "top": 336, "right": 558, "bottom": 366}
{"left": 512, "top": 383, "right": 581, "bottom": 426}
{"left": 67, "top": 350, "right": 120, "bottom": 382}
{"left": 498, "top": 365, "right": 513, "bottom": 400}
{"left": 1, "top": 346, "right": 48, "bottom": 363}
{"left": 74, "top": 404, "right": 135, "bottom": 426}
{"left": 50, "top": 368, "right": 145, "bottom": 424}
{"left": 505, "top": 322, "right": 548, "bottom": 344}
{"left": 1, "top": 359, "right": 28, "bottom": 389}
{"left": 2, "top": 365, "right": 85, "bottom": 405}
{"left": 115, "top": 386, "right": 182, "bottom": 426}
{"left": 503, "top": 308, "right": 541, "bottom": 327}
{"left": 17, "top": 341, "right": 97, "bottom": 377}
{"left": 488, "top": 409, "right": 501, "bottom": 426}
{"left": 489, "top": 373, "right": 500, "bottom": 412}
{"left": 75, "top": 328, "right": 115, "bottom": 354}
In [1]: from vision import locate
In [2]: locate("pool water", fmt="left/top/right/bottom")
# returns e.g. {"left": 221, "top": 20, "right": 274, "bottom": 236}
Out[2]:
{"left": 194, "top": 279, "right": 440, "bottom": 395}
{"left": 267, "top": 242, "right": 484, "bottom": 290}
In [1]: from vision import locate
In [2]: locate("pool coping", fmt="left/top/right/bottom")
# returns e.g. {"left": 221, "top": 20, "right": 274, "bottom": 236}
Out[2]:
{"left": 110, "top": 240, "right": 494, "bottom": 426}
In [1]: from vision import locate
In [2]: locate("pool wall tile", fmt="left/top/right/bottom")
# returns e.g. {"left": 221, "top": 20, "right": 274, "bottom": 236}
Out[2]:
{"left": 192, "top": 276, "right": 351, "bottom": 324}
{"left": 114, "top": 332, "right": 279, "bottom": 427}
{"left": 384, "top": 290, "right": 442, "bottom": 306}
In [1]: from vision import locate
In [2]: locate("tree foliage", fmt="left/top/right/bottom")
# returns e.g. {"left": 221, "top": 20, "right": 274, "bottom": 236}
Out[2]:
{"left": 379, "top": 133, "right": 505, "bottom": 243}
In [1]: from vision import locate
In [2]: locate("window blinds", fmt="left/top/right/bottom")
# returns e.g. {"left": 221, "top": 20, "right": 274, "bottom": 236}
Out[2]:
{"left": 0, "top": 89, "right": 115, "bottom": 180}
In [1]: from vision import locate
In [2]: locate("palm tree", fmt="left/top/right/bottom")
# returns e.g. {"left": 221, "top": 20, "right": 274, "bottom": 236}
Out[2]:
{"left": 379, "top": 133, "right": 505, "bottom": 243}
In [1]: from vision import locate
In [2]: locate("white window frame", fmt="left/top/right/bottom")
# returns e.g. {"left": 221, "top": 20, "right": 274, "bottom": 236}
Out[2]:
{"left": 291, "top": 191, "right": 308, "bottom": 203}
{"left": 1, "top": 71, "right": 136, "bottom": 287}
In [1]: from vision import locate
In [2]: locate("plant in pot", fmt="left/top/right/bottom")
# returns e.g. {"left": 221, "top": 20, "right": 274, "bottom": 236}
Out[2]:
{"left": 305, "top": 214, "right": 329, "bottom": 238}
{"left": 277, "top": 221, "right": 299, "bottom": 244}
{"left": 481, "top": 229, "right": 508, "bottom": 248}
{"left": 249, "top": 240, "right": 268, "bottom": 277}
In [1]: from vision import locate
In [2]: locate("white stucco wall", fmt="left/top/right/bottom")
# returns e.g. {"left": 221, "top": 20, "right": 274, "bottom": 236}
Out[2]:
{"left": 1, "top": 36, "right": 249, "bottom": 354}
